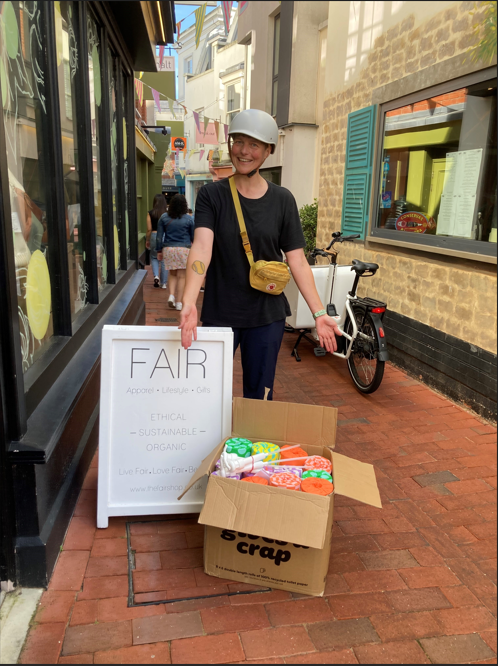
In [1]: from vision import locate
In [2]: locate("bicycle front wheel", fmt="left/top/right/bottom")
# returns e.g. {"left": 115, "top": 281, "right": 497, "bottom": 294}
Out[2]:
{"left": 345, "top": 307, "right": 385, "bottom": 394}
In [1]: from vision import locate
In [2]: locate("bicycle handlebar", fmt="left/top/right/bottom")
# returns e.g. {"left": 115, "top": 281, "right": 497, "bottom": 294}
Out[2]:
{"left": 325, "top": 232, "right": 361, "bottom": 250}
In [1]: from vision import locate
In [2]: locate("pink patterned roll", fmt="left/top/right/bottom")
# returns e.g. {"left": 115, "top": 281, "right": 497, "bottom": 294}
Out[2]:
{"left": 264, "top": 465, "right": 303, "bottom": 478}
{"left": 211, "top": 470, "right": 241, "bottom": 480}
{"left": 269, "top": 472, "right": 301, "bottom": 491}
{"left": 304, "top": 456, "right": 332, "bottom": 474}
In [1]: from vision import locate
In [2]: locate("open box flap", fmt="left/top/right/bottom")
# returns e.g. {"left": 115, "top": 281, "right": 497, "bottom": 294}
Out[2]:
{"left": 198, "top": 475, "right": 331, "bottom": 549}
{"left": 232, "top": 397, "right": 337, "bottom": 449}
{"left": 177, "top": 440, "right": 226, "bottom": 500}
{"left": 332, "top": 451, "right": 382, "bottom": 508}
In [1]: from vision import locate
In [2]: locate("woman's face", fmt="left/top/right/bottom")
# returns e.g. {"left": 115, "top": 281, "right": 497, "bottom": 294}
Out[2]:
{"left": 230, "top": 134, "right": 271, "bottom": 175}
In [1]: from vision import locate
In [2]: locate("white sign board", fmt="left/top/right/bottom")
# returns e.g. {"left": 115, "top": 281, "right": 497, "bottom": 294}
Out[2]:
{"left": 97, "top": 326, "right": 233, "bottom": 528}
{"left": 155, "top": 55, "right": 175, "bottom": 72}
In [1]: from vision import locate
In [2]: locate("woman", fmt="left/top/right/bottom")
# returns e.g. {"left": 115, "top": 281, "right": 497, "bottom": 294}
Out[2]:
{"left": 157, "top": 194, "right": 194, "bottom": 311}
{"left": 179, "top": 109, "right": 341, "bottom": 400}
{"left": 146, "top": 193, "right": 168, "bottom": 288}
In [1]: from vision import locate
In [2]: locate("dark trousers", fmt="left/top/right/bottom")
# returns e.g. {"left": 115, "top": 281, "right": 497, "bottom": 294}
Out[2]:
{"left": 203, "top": 320, "right": 285, "bottom": 400}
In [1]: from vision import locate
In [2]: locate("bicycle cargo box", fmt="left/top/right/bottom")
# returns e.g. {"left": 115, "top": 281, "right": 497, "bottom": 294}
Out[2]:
{"left": 179, "top": 398, "right": 381, "bottom": 597}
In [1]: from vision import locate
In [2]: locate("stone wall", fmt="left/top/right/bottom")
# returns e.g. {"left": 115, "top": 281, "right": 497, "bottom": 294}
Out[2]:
{"left": 317, "top": 1, "right": 497, "bottom": 354}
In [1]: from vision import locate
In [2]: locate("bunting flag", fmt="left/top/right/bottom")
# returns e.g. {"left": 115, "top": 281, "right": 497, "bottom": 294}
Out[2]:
{"left": 221, "top": 1, "right": 233, "bottom": 35}
{"left": 139, "top": 71, "right": 143, "bottom": 80}
{"left": 151, "top": 88, "right": 161, "bottom": 112}
{"left": 199, "top": 149, "right": 205, "bottom": 161}
{"left": 135, "top": 79, "right": 143, "bottom": 105}
{"left": 189, "top": 149, "right": 196, "bottom": 159}
{"left": 179, "top": 168, "right": 185, "bottom": 179}
{"left": 194, "top": 3, "right": 206, "bottom": 49}
{"left": 224, "top": 124, "right": 228, "bottom": 142}
{"left": 214, "top": 120, "right": 220, "bottom": 141}
{"left": 193, "top": 111, "right": 201, "bottom": 132}
{"left": 239, "top": 0, "right": 248, "bottom": 15}
{"left": 168, "top": 97, "right": 177, "bottom": 119}
{"left": 204, "top": 115, "right": 210, "bottom": 134}
{"left": 218, "top": 150, "right": 223, "bottom": 162}
{"left": 159, "top": 45, "right": 165, "bottom": 69}
{"left": 176, "top": 21, "right": 182, "bottom": 40}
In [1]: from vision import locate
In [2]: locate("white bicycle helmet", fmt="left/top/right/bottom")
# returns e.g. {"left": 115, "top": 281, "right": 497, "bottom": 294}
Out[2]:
{"left": 228, "top": 109, "right": 278, "bottom": 154}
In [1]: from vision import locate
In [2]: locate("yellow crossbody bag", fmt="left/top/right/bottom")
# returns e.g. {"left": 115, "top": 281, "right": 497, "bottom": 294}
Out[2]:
{"left": 229, "top": 176, "right": 291, "bottom": 296}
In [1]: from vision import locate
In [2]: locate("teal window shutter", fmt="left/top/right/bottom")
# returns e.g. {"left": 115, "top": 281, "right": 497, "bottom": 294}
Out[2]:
{"left": 341, "top": 105, "right": 377, "bottom": 239}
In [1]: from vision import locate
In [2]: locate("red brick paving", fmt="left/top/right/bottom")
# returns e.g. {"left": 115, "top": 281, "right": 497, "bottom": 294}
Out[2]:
{"left": 20, "top": 269, "right": 497, "bottom": 664}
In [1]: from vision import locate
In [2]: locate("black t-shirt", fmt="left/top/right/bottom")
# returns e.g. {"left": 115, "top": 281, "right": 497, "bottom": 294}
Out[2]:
{"left": 194, "top": 178, "right": 305, "bottom": 328}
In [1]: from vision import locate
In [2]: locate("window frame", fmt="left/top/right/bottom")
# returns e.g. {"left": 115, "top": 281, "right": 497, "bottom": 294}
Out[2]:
{"left": 226, "top": 81, "right": 241, "bottom": 126}
{"left": 185, "top": 57, "right": 193, "bottom": 75}
{"left": 369, "top": 67, "right": 497, "bottom": 262}
{"left": 271, "top": 13, "right": 280, "bottom": 118}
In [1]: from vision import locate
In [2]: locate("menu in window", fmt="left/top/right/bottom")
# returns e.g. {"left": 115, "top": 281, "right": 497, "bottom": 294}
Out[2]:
{"left": 437, "top": 149, "right": 483, "bottom": 239}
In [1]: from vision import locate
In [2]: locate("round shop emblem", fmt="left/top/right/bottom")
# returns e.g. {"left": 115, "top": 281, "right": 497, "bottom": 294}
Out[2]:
{"left": 266, "top": 282, "right": 277, "bottom": 292}
{"left": 395, "top": 211, "right": 435, "bottom": 233}
{"left": 173, "top": 137, "right": 186, "bottom": 151}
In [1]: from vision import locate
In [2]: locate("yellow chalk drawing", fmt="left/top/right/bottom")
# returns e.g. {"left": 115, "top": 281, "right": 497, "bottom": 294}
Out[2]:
{"left": 114, "top": 225, "right": 120, "bottom": 269}
{"left": 26, "top": 250, "right": 51, "bottom": 341}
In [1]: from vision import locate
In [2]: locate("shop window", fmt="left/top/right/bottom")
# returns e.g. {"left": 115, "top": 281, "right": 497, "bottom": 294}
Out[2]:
{"left": 271, "top": 14, "right": 280, "bottom": 117}
{"left": 373, "top": 77, "right": 497, "bottom": 255}
{"left": 56, "top": 1, "right": 88, "bottom": 319}
{"left": 87, "top": 11, "right": 107, "bottom": 288}
{"left": 185, "top": 57, "right": 193, "bottom": 75}
{"left": 1, "top": 1, "right": 54, "bottom": 371}
{"left": 226, "top": 81, "right": 241, "bottom": 126}
{"left": 108, "top": 46, "right": 120, "bottom": 272}
{"left": 121, "top": 69, "right": 131, "bottom": 261}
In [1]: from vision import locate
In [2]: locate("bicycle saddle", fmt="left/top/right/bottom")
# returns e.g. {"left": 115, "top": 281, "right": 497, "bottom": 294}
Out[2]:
{"left": 351, "top": 259, "right": 379, "bottom": 274}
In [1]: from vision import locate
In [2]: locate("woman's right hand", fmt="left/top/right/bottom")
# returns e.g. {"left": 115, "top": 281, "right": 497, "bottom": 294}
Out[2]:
{"left": 179, "top": 303, "right": 198, "bottom": 349}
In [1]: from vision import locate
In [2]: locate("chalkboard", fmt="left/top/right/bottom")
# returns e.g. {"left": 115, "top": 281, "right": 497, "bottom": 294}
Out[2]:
{"left": 97, "top": 326, "right": 233, "bottom": 528}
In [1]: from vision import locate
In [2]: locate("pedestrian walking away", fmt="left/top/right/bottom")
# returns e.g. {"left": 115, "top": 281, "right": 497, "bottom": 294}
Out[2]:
{"left": 179, "top": 108, "right": 342, "bottom": 400}
{"left": 146, "top": 193, "right": 168, "bottom": 289}
{"left": 157, "top": 194, "right": 195, "bottom": 311}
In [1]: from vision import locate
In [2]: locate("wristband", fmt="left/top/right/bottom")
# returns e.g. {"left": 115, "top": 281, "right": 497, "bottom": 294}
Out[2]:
{"left": 313, "top": 309, "right": 327, "bottom": 320}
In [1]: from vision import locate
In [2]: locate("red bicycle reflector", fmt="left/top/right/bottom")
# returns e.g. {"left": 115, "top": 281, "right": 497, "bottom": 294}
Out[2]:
{"left": 372, "top": 307, "right": 385, "bottom": 313}
{"left": 379, "top": 327, "right": 385, "bottom": 338}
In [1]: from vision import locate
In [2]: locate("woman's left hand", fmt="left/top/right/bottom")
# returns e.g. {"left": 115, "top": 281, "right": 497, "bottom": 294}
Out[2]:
{"left": 315, "top": 315, "right": 342, "bottom": 353}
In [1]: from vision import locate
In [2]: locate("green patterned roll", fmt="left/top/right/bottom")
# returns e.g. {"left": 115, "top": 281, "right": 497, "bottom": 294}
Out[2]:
{"left": 225, "top": 437, "right": 253, "bottom": 458}
{"left": 302, "top": 469, "right": 333, "bottom": 483}
{"left": 252, "top": 441, "right": 280, "bottom": 463}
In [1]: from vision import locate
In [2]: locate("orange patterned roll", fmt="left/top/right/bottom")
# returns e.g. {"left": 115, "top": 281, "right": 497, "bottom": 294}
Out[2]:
{"left": 241, "top": 476, "right": 269, "bottom": 485}
{"left": 269, "top": 472, "right": 301, "bottom": 491}
{"left": 279, "top": 446, "right": 308, "bottom": 466}
{"left": 303, "top": 456, "right": 332, "bottom": 474}
{"left": 301, "top": 477, "right": 334, "bottom": 496}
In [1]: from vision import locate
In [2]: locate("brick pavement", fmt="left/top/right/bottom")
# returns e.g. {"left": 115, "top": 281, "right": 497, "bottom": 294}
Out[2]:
{"left": 21, "top": 268, "right": 497, "bottom": 664}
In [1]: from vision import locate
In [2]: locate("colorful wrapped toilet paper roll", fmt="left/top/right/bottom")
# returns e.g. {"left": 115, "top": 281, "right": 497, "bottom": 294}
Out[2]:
{"left": 279, "top": 446, "right": 307, "bottom": 465}
{"left": 211, "top": 470, "right": 241, "bottom": 480}
{"left": 269, "top": 472, "right": 301, "bottom": 491}
{"left": 302, "top": 469, "right": 333, "bottom": 483}
{"left": 266, "top": 465, "right": 303, "bottom": 478}
{"left": 301, "top": 477, "right": 334, "bottom": 496}
{"left": 225, "top": 437, "right": 253, "bottom": 458}
{"left": 241, "top": 476, "right": 268, "bottom": 485}
{"left": 252, "top": 441, "right": 280, "bottom": 463}
{"left": 304, "top": 455, "right": 332, "bottom": 474}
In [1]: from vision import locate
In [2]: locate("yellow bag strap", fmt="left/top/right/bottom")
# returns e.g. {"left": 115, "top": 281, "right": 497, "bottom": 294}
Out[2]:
{"left": 229, "top": 176, "right": 254, "bottom": 266}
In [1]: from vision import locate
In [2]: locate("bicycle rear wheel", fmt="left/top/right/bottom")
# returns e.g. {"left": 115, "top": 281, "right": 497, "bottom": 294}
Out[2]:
{"left": 345, "top": 307, "right": 385, "bottom": 394}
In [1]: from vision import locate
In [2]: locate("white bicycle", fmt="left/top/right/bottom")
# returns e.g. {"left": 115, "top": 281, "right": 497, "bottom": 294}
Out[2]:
{"left": 284, "top": 232, "right": 389, "bottom": 394}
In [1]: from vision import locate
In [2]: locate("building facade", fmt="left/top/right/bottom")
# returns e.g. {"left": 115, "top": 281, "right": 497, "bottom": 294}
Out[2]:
{"left": 237, "top": 1, "right": 496, "bottom": 419}
{"left": 317, "top": 1, "right": 497, "bottom": 419}
{"left": 0, "top": 0, "right": 175, "bottom": 588}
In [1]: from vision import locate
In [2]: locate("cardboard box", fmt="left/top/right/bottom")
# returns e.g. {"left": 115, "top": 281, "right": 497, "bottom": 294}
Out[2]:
{"left": 179, "top": 398, "right": 381, "bottom": 597}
